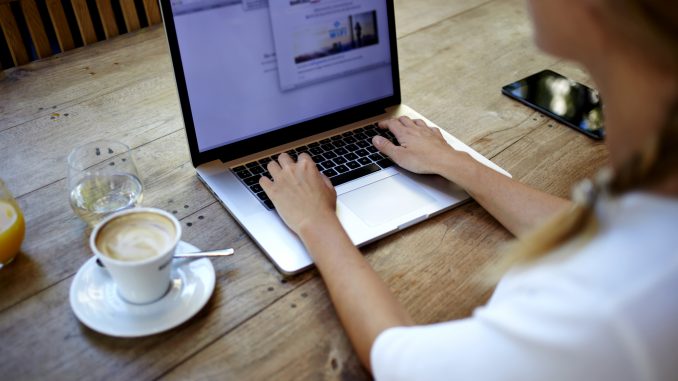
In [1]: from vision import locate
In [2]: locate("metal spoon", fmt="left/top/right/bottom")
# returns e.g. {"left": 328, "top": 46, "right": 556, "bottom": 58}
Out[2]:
{"left": 95, "top": 248, "right": 235, "bottom": 268}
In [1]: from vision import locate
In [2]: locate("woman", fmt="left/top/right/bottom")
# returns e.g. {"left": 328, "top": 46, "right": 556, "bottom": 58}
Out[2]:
{"left": 260, "top": 0, "right": 678, "bottom": 379}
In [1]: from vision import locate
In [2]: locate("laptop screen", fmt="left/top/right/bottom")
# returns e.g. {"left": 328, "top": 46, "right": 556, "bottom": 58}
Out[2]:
{"left": 168, "top": 0, "right": 395, "bottom": 153}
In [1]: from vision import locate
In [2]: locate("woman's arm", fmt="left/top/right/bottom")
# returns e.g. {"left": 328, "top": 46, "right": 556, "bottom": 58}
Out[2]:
{"left": 260, "top": 154, "right": 413, "bottom": 372}
{"left": 373, "top": 116, "right": 570, "bottom": 237}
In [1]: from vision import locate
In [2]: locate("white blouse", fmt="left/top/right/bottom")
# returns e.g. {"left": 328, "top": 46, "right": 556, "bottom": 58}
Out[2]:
{"left": 371, "top": 192, "right": 678, "bottom": 381}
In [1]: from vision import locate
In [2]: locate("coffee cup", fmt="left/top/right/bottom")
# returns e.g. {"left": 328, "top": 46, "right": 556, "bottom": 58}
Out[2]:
{"left": 90, "top": 207, "right": 181, "bottom": 304}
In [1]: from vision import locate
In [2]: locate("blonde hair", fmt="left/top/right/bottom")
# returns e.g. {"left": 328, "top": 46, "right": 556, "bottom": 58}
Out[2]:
{"left": 488, "top": 0, "right": 678, "bottom": 277}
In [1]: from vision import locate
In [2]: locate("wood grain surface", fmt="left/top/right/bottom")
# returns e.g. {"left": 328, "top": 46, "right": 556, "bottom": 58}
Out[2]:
{"left": 96, "top": 0, "right": 120, "bottom": 39}
{"left": 71, "top": 0, "right": 98, "bottom": 45}
{"left": 46, "top": 0, "right": 76, "bottom": 51}
{"left": 0, "top": 0, "right": 609, "bottom": 379}
{"left": 0, "top": 2, "right": 30, "bottom": 65}
{"left": 19, "top": 0, "right": 53, "bottom": 58}
{"left": 119, "top": 0, "right": 140, "bottom": 32}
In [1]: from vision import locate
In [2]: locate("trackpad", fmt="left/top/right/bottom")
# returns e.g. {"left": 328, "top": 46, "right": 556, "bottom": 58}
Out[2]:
{"left": 339, "top": 175, "right": 435, "bottom": 227}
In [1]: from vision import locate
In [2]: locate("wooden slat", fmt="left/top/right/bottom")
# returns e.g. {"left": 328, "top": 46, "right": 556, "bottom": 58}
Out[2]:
{"left": 0, "top": 3, "right": 30, "bottom": 65}
{"left": 95, "top": 0, "right": 119, "bottom": 38}
{"left": 119, "top": 0, "right": 140, "bottom": 32}
{"left": 45, "top": 0, "right": 75, "bottom": 51}
{"left": 142, "top": 0, "right": 161, "bottom": 25}
{"left": 19, "top": 0, "right": 52, "bottom": 58}
{"left": 70, "top": 0, "right": 97, "bottom": 45}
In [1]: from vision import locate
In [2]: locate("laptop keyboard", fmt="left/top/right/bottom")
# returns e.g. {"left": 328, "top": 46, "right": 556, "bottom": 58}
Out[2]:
{"left": 230, "top": 123, "right": 399, "bottom": 210}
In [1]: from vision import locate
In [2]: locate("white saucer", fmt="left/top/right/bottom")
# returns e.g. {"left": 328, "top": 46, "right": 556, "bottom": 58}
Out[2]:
{"left": 69, "top": 241, "right": 216, "bottom": 338}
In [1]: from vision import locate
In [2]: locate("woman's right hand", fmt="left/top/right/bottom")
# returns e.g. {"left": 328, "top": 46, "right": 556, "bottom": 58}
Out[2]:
{"left": 373, "top": 116, "right": 468, "bottom": 175}
{"left": 259, "top": 153, "right": 338, "bottom": 237}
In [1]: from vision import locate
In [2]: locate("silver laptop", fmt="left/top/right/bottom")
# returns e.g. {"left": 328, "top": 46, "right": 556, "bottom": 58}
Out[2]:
{"left": 160, "top": 0, "right": 510, "bottom": 274}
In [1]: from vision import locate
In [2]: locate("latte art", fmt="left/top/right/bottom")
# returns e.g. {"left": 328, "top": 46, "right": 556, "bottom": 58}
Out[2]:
{"left": 96, "top": 212, "right": 176, "bottom": 261}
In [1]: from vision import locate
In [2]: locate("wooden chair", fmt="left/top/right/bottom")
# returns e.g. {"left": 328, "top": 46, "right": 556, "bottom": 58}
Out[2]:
{"left": 0, "top": 0, "right": 162, "bottom": 68}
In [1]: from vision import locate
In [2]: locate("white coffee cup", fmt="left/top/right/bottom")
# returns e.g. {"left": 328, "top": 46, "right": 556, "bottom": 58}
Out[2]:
{"left": 90, "top": 207, "right": 182, "bottom": 304}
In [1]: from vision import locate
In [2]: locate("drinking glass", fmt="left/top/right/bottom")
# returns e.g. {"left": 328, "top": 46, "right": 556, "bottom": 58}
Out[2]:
{"left": 68, "top": 140, "right": 144, "bottom": 227}
{"left": 0, "top": 179, "right": 25, "bottom": 268}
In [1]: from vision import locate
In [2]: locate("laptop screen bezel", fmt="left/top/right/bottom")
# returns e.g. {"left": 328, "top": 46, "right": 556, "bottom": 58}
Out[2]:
{"left": 159, "top": 0, "right": 401, "bottom": 167}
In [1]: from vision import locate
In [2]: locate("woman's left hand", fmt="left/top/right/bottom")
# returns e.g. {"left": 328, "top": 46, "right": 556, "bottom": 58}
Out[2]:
{"left": 260, "top": 152, "right": 338, "bottom": 236}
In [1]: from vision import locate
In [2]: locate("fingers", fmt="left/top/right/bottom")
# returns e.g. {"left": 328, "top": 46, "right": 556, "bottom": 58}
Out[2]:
{"left": 413, "top": 119, "right": 428, "bottom": 128}
{"left": 267, "top": 159, "right": 282, "bottom": 177}
{"left": 259, "top": 175, "right": 274, "bottom": 194}
{"left": 373, "top": 135, "right": 401, "bottom": 158}
{"left": 277, "top": 152, "right": 294, "bottom": 168}
{"left": 378, "top": 118, "right": 406, "bottom": 136}
{"left": 297, "top": 152, "right": 315, "bottom": 168}
{"left": 320, "top": 173, "right": 334, "bottom": 191}
{"left": 378, "top": 119, "right": 408, "bottom": 145}
{"left": 397, "top": 116, "right": 418, "bottom": 128}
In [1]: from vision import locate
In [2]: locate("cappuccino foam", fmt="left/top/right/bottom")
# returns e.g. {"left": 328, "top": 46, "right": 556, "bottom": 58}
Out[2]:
{"left": 96, "top": 212, "right": 176, "bottom": 261}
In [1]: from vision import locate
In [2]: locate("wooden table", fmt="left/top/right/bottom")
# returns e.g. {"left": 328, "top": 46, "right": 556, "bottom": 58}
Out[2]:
{"left": 0, "top": 0, "right": 608, "bottom": 379}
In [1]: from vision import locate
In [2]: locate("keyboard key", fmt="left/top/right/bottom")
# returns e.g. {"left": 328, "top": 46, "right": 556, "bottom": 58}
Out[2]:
{"left": 334, "top": 147, "right": 348, "bottom": 156}
{"left": 264, "top": 200, "right": 275, "bottom": 209}
{"left": 330, "top": 164, "right": 381, "bottom": 186}
{"left": 365, "top": 129, "right": 378, "bottom": 137}
{"left": 286, "top": 149, "right": 296, "bottom": 155}
{"left": 246, "top": 162, "right": 259, "bottom": 168}
{"left": 256, "top": 191, "right": 269, "bottom": 201}
{"left": 308, "top": 142, "right": 320, "bottom": 148}
{"left": 353, "top": 127, "right": 364, "bottom": 133}
{"left": 320, "top": 143, "right": 334, "bottom": 151}
{"left": 296, "top": 145, "right": 309, "bottom": 152}
{"left": 343, "top": 136, "right": 357, "bottom": 144}
{"left": 321, "top": 160, "right": 336, "bottom": 168}
{"left": 316, "top": 164, "right": 322, "bottom": 171}
{"left": 335, "top": 164, "right": 349, "bottom": 173}
{"left": 311, "top": 154, "right": 324, "bottom": 163}
{"left": 333, "top": 157, "right": 347, "bottom": 165}
{"left": 354, "top": 133, "right": 368, "bottom": 141}
{"left": 356, "top": 148, "right": 370, "bottom": 157}
{"left": 376, "top": 158, "right": 395, "bottom": 169}
{"left": 356, "top": 140, "right": 370, "bottom": 148}
{"left": 342, "top": 131, "right": 353, "bottom": 137}
{"left": 358, "top": 157, "right": 372, "bottom": 166}
{"left": 323, "top": 151, "right": 337, "bottom": 160}
{"left": 320, "top": 138, "right": 331, "bottom": 144}
{"left": 244, "top": 176, "right": 260, "bottom": 186}
{"left": 345, "top": 152, "right": 358, "bottom": 161}
{"left": 250, "top": 166, "right": 265, "bottom": 174}
{"left": 367, "top": 146, "right": 378, "bottom": 153}
{"left": 310, "top": 147, "right": 324, "bottom": 155}
{"left": 259, "top": 158, "right": 272, "bottom": 166}
{"left": 369, "top": 153, "right": 384, "bottom": 161}
{"left": 345, "top": 143, "right": 359, "bottom": 152}
{"left": 250, "top": 184, "right": 263, "bottom": 193}
{"left": 233, "top": 165, "right": 246, "bottom": 172}
{"left": 346, "top": 161, "right": 360, "bottom": 170}
{"left": 262, "top": 171, "right": 272, "bottom": 180}
{"left": 333, "top": 140, "right": 346, "bottom": 147}
{"left": 331, "top": 135, "right": 343, "bottom": 141}
{"left": 236, "top": 170, "right": 251, "bottom": 179}
{"left": 323, "top": 168, "right": 338, "bottom": 177}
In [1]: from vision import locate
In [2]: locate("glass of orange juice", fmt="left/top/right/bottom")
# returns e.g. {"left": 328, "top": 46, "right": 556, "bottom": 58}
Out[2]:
{"left": 0, "top": 179, "right": 25, "bottom": 268}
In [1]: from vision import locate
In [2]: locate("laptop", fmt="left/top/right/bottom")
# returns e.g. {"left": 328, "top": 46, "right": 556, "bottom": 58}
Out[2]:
{"left": 159, "top": 0, "right": 510, "bottom": 274}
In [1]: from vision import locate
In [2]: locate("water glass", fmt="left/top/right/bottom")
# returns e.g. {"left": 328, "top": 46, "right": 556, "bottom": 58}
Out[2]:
{"left": 68, "top": 140, "right": 143, "bottom": 227}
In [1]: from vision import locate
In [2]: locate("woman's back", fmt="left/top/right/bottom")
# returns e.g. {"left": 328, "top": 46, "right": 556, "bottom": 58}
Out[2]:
{"left": 371, "top": 192, "right": 678, "bottom": 380}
